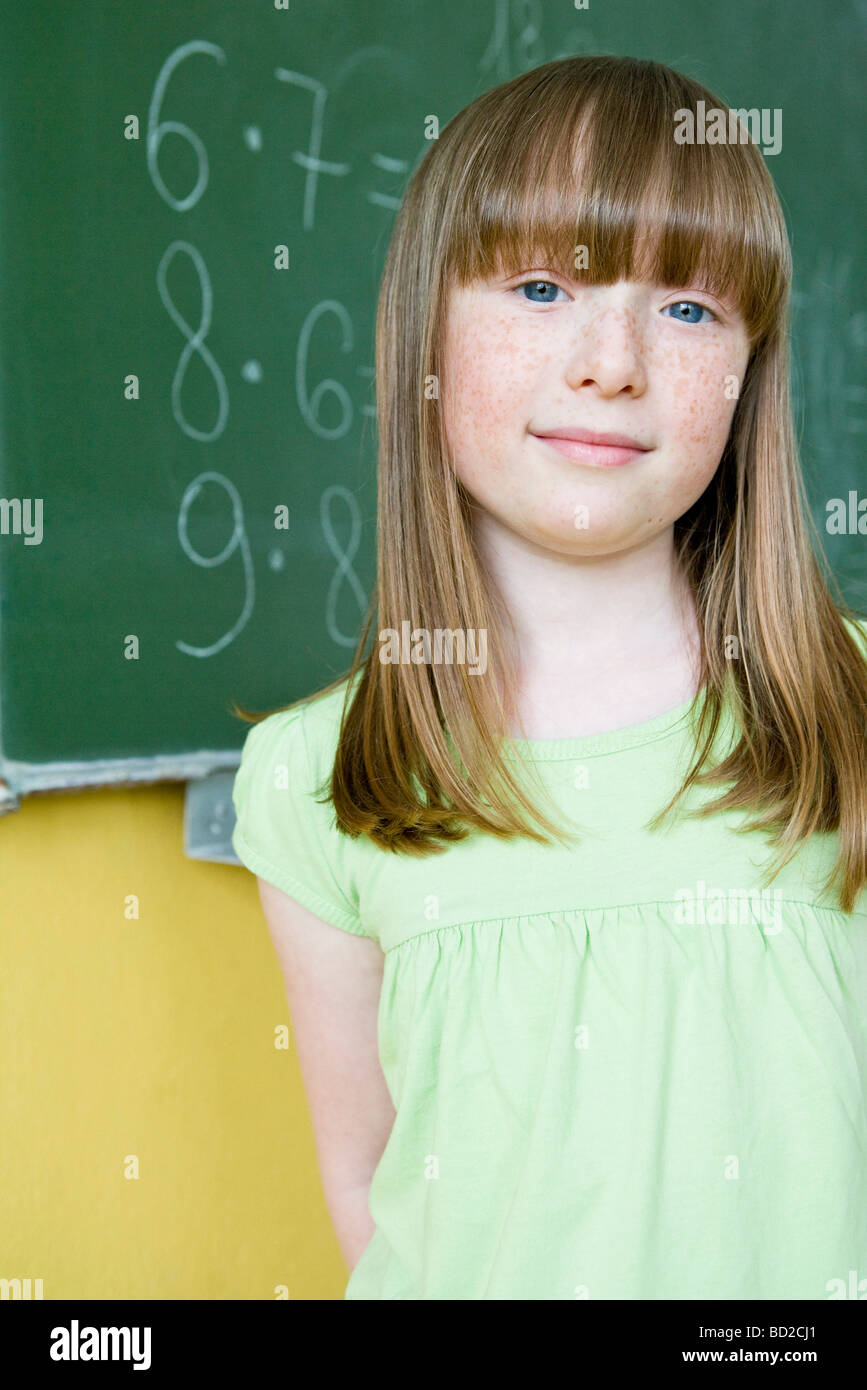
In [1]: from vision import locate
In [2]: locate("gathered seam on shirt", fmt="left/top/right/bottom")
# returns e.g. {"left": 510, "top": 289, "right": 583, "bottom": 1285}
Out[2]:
{"left": 381, "top": 895, "right": 867, "bottom": 950}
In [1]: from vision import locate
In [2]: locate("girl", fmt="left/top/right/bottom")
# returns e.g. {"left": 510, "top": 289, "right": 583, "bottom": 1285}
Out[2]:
{"left": 231, "top": 55, "right": 867, "bottom": 1300}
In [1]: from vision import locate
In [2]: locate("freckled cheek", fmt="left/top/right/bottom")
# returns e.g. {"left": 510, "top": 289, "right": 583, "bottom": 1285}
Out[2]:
{"left": 663, "top": 348, "right": 742, "bottom": 454}
{"left": 447, "top": 332, "right": 536, "bottom": 450}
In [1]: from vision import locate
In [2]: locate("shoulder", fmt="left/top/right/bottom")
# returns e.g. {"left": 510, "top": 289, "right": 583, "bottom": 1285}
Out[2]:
{"left": 231, "top": 671, "right": 371, "bottom": 937}
{"left": 297, "top": 672, "right": 361, "bottom": 771}
{"left": 235, "top": 671, "right": 359, "bottom": 793}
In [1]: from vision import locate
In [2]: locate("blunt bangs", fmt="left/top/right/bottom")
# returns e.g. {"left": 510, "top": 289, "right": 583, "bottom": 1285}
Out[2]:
{"left": 442, "top": 58, "right": 790, "bottom": 346}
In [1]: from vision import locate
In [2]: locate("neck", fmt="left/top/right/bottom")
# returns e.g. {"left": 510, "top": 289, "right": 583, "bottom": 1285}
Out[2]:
{"left": 470, "top": 509, "right": 702, "bottom": 735}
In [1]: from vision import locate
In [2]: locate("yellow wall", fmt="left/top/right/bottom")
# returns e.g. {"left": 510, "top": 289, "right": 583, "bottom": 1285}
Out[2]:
{"left": 1, "top": 781, "right": 348, "bottom": 1299}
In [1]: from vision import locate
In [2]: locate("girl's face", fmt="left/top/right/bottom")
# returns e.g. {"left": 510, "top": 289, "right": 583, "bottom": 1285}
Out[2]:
{"left": 441, "top": 267, "right": 751, "bottom": 555}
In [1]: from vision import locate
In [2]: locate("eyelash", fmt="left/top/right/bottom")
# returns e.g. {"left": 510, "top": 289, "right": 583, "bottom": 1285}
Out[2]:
{"left": 511, "top": 278, "right": 720, "bottom": 324}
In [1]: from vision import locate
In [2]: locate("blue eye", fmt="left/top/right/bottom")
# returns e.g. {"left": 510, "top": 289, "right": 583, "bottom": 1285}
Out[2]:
{"left": 516, "top": 280, "right": 567, "bottom": 304}
{"left": 663, "top": 300, "right": 717, "bottom": 325}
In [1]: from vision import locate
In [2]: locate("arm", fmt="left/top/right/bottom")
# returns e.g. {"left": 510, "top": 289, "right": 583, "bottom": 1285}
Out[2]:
{"left": 326, "top": 1182, "right": 378, "bottom": 1273}
{"left": 255, "top": 877, "right": 396, "bottom": 1270}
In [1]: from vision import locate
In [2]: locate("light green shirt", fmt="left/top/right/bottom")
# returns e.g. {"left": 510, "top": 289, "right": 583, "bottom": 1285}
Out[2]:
{"left": 231, "top": 617, "right": 867, "bottom": 1299}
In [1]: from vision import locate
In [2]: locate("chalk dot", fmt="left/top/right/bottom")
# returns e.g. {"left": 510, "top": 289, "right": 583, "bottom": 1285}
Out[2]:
{"left": 268, "top": 548, "right": 286, "bottom": 572}
{"left": 244, "top": 126, "right": 262, "bottom": 151}
{"left": 241, "top": 360, "right": 263, "bottom": 383}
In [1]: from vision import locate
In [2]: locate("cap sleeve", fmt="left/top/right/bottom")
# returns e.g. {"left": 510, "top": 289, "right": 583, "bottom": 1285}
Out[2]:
{"left": 231, "top": 704, "right": 372, "bottom": 939}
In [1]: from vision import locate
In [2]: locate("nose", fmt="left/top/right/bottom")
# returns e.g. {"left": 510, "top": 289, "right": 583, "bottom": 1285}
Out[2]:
{"left": 563, "top": 295, "right": 648, "bottom": 397}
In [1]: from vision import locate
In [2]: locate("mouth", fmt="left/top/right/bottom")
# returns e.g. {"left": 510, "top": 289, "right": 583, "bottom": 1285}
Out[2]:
{"left": 530, "top": 428, "right": 652, "bottom": 469}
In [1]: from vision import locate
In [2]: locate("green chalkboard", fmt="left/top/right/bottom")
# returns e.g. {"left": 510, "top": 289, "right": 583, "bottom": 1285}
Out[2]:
{"left": 0, "top": 0, "right": 863, "bottom": 793}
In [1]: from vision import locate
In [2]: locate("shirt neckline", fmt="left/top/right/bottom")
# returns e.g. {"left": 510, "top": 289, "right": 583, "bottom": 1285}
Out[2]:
{"left": 498, "top": 686, "right": 707, "bottom": 760}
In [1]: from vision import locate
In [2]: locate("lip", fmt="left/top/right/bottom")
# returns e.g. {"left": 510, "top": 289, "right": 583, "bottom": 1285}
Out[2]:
{"left": 531, "top": 428, "right": 652, "bottom": 468}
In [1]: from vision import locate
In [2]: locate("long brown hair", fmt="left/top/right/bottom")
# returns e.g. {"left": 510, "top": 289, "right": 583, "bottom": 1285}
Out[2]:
{"left": 233, "top": 55, "right": 867, "bottom": 914}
